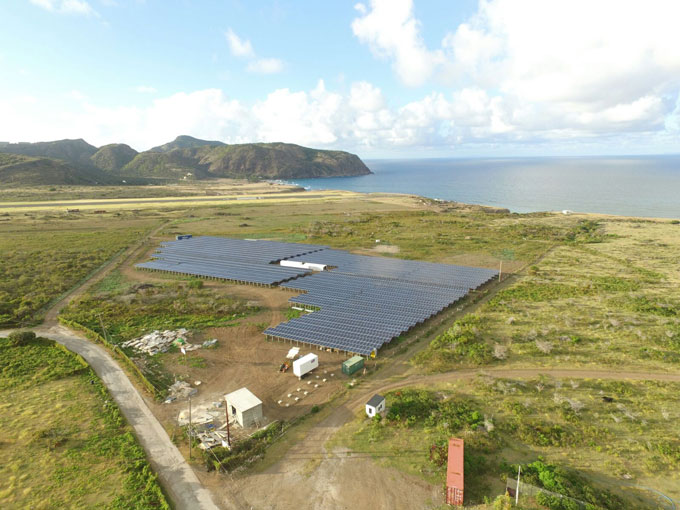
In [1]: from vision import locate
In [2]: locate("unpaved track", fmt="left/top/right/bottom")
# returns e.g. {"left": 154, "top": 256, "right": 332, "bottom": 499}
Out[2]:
{"left": 217, "top": 366, "right": 680, "bottom": 510}
{"left": 25, "top": 324, "right": 221, "bottom": 510}
{"left": 3, "top": 219, "right": 222, "bottom": 510}
{"left": 44, "top": 219, "right": 170, "bottom": 324}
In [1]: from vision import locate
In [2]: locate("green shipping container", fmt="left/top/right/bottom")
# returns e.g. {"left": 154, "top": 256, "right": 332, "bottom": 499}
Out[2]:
{"left": 342, "top": 355, "right": 364, "bottom": 376}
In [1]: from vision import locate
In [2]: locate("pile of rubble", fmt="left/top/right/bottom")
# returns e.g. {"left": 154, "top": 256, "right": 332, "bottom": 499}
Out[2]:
{"left": 164, "top": 381, "right": 198, "bottom": 403}
{"left": 121, "top": 329, "right": 200, "bottom": 355}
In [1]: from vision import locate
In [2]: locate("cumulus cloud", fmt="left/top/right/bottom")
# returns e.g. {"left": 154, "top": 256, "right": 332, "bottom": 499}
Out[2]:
{"left": 225, "top": 28, "right": 255, "bottom": 58}
{"left": 352, "top": 0, "right": 680, "bottom": 142}
{"left": 226, "top": 28, "right": 283, "bottom": 74}
{"left": 30, "top": 0, "right": 97, "bottom": 16}
{"left": 247, "top": 58, "right": 284, "bottom": 74}
{"left": 352, "top": 0, "right": 443, "bottom": 87}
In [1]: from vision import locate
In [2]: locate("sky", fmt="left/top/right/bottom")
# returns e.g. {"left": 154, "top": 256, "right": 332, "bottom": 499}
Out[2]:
{"left": 1, "top": 0, "right": 680, "bottom": 158}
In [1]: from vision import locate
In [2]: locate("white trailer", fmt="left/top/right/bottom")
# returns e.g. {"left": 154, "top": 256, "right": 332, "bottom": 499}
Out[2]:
{"left": 293, "top": 353, "right": 318, "bottom": 379}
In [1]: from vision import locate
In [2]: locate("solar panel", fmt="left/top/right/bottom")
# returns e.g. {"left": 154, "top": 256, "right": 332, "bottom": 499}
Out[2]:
{"left": 136, "top": 235, "right": 498, "bottom": 355}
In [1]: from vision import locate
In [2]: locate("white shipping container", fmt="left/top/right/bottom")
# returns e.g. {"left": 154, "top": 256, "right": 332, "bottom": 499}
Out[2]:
{"left": 280, "top": 260, "right": 307, "bottom": 269}
{"left": 293, "top": 353, "right": 319, "bottom": 378}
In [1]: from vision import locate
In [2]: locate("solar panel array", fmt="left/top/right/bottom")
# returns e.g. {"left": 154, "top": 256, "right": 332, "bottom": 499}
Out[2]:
{"left": 265, "top": 254, "right": 497, "bottom": 355}
{"left": 135, "top": 236, "right": 326, "bottom": 286}
{"left": 286, "top": 249, "right": 495, "bottom": 289}
{"left": 136, "top": 235, "right": 498, "bottom": 355}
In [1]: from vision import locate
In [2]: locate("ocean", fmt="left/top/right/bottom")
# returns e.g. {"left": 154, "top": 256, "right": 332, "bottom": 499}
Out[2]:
{"left": 290, "top": 155, "right": 680, "bottom": 219}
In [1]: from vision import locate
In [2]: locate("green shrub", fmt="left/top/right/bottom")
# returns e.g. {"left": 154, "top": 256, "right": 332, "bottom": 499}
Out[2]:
{"left": 7, "top": 330, "right": 37, "bottom": 347}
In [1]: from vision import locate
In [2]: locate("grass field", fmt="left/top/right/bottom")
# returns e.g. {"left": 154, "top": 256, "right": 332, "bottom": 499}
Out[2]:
{"left": 0, "top": 335, "right": 168, "bottom": 509}
{"left": 333, "top": 377, "right": 679, "bottom": 508}
{"left": 0, "top": 213, "right": 161, "bottom": 327}
{"left": 415, "top": 218, "right": 680, "bottom": 373}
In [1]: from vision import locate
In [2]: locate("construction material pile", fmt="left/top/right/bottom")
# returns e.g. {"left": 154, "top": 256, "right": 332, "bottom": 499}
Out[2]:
{"left": 121, "top": 329, "right": 199, "bottom": 355}
{"left": 166, "top": 381, "right": 198, "bottom": 402}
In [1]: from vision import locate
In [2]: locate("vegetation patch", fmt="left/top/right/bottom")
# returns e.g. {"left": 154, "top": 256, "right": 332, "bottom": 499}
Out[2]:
{"left": 0, "top": 215, "right": 158, "bottom": 327}
{"left": 205, "top": 421, "right": 286, "bottom": 473}
{"left": 505, "top": 459, "right": 625, "bottom": 510}
{"left": 336, "top": 379, "right": 673, "bottom": 508}
{"left": 0, "top": 335, "right": 169, "bottom": 509}
{"left": 61, "top": 280, "right": 257, "bottom": 343}
{"left": 413, "top": 314, "right": 493, "bottom": 370}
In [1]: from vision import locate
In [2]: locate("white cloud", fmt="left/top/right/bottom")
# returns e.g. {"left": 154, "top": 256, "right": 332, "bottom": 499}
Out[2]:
{"left": 225, "top": 28, "right": 283, "bottom": 74}
{"left": 30, "top": 0, "right": 97, "bottom": 16}
{"left": 349, "top": 81, "right": 385, "bottom": 112}
{"left": 1, "top": 79, "right": 677, "bottom": 155}
{"left": 351, "top": 0, "right": 680, "bottom": 145}
{"left": 351, "top": 0, "right": 443, "bottom": 87}
{"left": 247, "top": 58, "right": 284, "bottom": 74}
{"left": 225, "top": 28, "right": 255, "bottom": 58}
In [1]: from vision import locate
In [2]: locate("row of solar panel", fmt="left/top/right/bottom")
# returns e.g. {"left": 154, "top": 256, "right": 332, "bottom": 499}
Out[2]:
{"left": 264, "top": 324, "right": 397, "bottom": 354}
{"left": 282, "top": 272, "right": 471, "bottom": 301}
{"left": 147, "top": 253, "right": 308, "bottom": 274}
{"left": 289, "top": 291, "right": 462, "bottom": 316}
{"left": 282, "top": 270, "right": 468, "bottom": 295}
{"left": 136, "top": 260, "right": 308, "bottom": 286}
{"left": 285, "top": 283, "right": 466, "bottom": 308}
{"left": 287, "top": 248, "right": 498, "bottom": 288}
{"left": 158, "top": 236, "right": 326, "bottom": 264}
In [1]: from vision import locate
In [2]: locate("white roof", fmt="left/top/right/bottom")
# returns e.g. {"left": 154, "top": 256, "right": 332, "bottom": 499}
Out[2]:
{"left": 295, "top": 352, "right": 318, "bottom": 364}
{"left": 225, "top": 387, "right": 262, "bottom": 411}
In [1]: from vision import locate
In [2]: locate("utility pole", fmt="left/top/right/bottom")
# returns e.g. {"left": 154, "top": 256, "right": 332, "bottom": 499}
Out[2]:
{"left": 224, "top": 400, "right": 231, "bottom": 449}
{"left": 188, "top": 394, "right": 192, "bottom": 460}
{"left": 499, "top": 260, "right": 503, "bottom": 282}
{"left": 515, "top": 465, "right": 521, "bottom": 505}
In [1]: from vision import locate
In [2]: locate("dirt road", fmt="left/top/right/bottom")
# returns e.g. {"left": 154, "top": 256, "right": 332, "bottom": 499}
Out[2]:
{"left": 17, "top": 324, "right": 221, "bottom": 510}
{"left": 43, "top": 219, "right": 170, "bottom": 324}
{"left": 2, "top": 219, "right": 224, "bottom": 509}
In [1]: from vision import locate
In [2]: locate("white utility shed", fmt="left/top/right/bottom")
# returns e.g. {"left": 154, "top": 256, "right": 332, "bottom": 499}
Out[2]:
{"left": 366, "top": 394, "right": 386, "bottom": 417}
{"left": 225, "top": 387, "right": 263, "bottom": 428}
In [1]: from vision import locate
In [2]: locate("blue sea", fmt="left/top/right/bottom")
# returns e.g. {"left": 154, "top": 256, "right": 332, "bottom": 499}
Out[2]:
{"left": 290, "top": 155, "right": 680, "bottom": 219}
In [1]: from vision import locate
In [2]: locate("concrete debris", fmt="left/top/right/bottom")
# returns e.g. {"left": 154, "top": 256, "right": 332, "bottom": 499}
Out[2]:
{"left": 177, "top": 407, "right": 222, "bottom": 426}
{"left": 197, "top": 430, "right": 231, "bottom": 450}
{"left": 122, "top": 329, "right": 199, "bottom": 355}
{"left": 202, "top": 338, "right": 218, "bottom": 348}
{"left": 168, "top": 381, "right": 198, "bottom": 400}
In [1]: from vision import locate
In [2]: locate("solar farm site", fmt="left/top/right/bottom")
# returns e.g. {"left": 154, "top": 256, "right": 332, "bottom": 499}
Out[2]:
{"left": 137, "top": 236, "right": 497, "bottom": 355}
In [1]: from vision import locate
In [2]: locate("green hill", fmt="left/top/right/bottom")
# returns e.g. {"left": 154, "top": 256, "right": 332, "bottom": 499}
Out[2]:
{"left": 0, "top": 136, "right": 371, "bottom": 187}
{"left": 121, "top": 142, "right": 371, "bottom": 180}
{"left": 0, "top": 152, "right": 120, "bottom": 186}
{"left": 0, "top": 139, "right": 98, "bottom": 168}
{"left": 149, "top": 135, "right": 225, "bottom": 153}
{"left": 91, "top": 143, "right": 138, "bottom": 172}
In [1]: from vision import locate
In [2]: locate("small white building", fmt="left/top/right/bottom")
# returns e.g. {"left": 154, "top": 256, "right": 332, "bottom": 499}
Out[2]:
{"left": 225, "top": 387, "right": 263, "bottom": 428}
{"left": 366, "top": 394, "right": 386, "bottom": 417}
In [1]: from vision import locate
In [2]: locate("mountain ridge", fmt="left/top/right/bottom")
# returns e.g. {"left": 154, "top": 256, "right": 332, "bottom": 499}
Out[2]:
{"left": 0, "top": 136, "right": 371, "bottom": 187}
